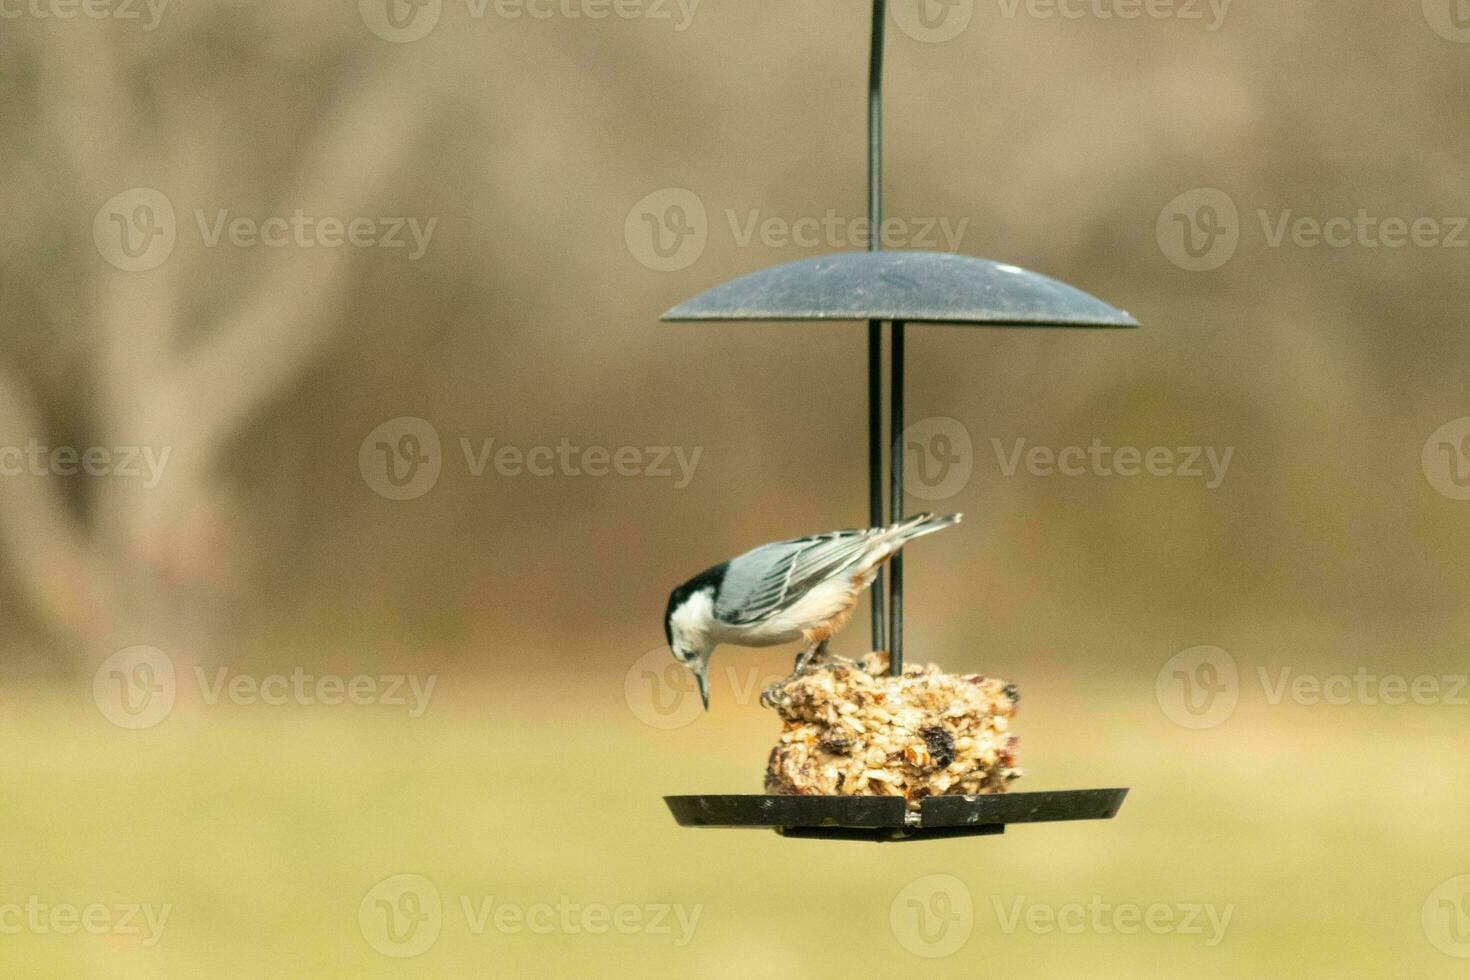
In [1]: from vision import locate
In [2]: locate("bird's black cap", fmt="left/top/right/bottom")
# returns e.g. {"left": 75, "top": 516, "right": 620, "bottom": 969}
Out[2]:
{"left": 663, "top": 561, "right": 728, "bottom": 649}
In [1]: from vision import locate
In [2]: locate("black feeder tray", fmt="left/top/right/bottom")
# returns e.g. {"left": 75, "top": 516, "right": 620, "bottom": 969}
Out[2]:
{"left": 666, "top": 789, "right": 1129, "bottom": 843}
{"left": 658, "top": 2, "right": 1134, "bottom": 840}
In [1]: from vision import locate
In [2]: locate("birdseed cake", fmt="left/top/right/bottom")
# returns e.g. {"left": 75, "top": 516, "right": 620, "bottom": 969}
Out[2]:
{"left": 763, "top": 652, "right": 1021, "bottom": 808}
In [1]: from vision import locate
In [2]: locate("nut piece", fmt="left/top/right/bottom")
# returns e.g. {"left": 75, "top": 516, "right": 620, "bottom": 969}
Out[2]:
{"left": 763, "top": 653, "right": 1022, "bottom": 810}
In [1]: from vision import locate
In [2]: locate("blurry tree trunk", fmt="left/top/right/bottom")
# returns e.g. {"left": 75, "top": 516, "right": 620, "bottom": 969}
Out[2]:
{"left": 0, "top": 37, "right": 444, "bottom": 671}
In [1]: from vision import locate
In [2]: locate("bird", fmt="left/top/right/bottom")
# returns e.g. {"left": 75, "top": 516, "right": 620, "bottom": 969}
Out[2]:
{"left": 663, "top": 512, "right": 962, "bottom": 709}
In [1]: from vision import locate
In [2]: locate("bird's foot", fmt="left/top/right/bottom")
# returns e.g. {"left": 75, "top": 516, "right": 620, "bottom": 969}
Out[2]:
{"left": 759, "top": 683, "right": 789, "bottom": 710}
{"left": 792, "top": 638, "right": 829, "bottom": 674}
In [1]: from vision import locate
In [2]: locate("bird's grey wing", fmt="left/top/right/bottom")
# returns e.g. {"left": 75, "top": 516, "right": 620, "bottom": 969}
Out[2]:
{"left": 713, "top": 529, "right": 883, "bottom": 626}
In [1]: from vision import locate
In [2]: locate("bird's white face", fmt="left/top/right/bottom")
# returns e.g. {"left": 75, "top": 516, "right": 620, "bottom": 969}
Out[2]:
{"left": 667, "top": 588, "right": 716, "bottom": 708}
{"left": 666, "top": 587, "right": 715, "bottom": 660}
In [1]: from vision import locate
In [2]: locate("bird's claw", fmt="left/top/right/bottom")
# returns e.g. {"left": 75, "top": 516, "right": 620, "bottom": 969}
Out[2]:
{"left": 762, "top": 641, "right": 836, "bottom": 710}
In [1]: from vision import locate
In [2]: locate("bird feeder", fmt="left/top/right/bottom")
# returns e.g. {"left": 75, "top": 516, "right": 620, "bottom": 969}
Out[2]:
{"left": 662, "top": 2, "right": 1131, "bottom": 842}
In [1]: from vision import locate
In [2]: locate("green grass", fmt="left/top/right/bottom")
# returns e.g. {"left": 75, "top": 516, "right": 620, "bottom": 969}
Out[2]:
{"left": 0, "top": 680, "right": 1464, "bottom": 978}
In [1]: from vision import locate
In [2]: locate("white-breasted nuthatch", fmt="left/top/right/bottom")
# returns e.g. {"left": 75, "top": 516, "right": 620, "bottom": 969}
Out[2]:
{"left": 663, "top": 513, "right": 962, "bottom": 708}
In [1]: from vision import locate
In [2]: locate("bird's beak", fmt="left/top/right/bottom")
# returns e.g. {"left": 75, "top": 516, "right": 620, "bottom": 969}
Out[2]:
{"left": 693, "top": 660, "right": 710, "bottom": 710}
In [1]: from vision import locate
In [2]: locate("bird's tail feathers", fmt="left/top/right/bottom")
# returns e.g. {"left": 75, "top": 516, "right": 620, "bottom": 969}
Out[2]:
{"left": 888, "top": 512, "right": 962, "bottom": 542}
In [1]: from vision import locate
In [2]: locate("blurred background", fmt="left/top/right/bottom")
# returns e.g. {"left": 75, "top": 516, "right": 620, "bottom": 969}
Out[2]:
{"left": 2, "top": 0, "right": 1469, "bottom": 975}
